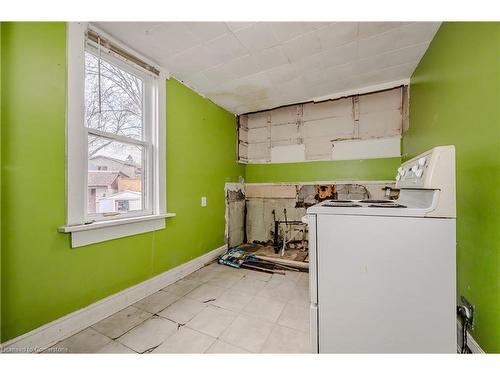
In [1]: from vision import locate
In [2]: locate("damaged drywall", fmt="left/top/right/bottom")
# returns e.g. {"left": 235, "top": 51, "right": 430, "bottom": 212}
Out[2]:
{"left": 226, "top": 180, "right": 398, "bottom": 255}
{"left": 245, "top": 182, "right": 396, "bottom": 244}
{"left": 238, "top": 86, "right": 407, "bottom": 163}
{"left": 224, "top": 181, "right": 246, "bottom": 247}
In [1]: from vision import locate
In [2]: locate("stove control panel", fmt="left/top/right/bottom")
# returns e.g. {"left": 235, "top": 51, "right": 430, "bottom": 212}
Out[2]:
{"left": 396, "top": 146, "right": 455, "bottom": 190}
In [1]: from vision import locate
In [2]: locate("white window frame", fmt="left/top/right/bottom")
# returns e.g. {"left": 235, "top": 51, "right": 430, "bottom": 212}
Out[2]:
{"left": 60, "top": 23, "right": 174, "bottom": 248}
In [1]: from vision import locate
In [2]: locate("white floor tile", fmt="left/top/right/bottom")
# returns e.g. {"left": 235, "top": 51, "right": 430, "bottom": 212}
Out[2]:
{"left": 133, "top": 290, "right": 181, "bottom": 314}
{"left": 211, "top": 289, "right": 253, "bottom": 312}
{"left": 231, "top": 276, "right": 268, "bottom": 295}
{"left": 158, "top": 297, "right": 207, "bottom": 324}
{"left": 184, "top": 266, "right": 218, "bottom": 282}
{"left": 288, "top": 285, "right": 310, "bottom": 307}
{"left": 97, "top": 340, "right": 136, "bottom": 353}
{"left": 269, "top": 270, "right": 302, "bottom": 284}
{"left": 243, "top": 296, "right": 286, "bottom": 323}
{"left": 296, "top": 272, "right": 309, "bottom": 287}
{"left": 91, "top": 306, "right": 152, "bottom": 339}
{"left": 48, "top": 328, "right": 111, "bottom": 353}
{"left": 283, "top": 270, "right": 303, "bottom": 283}
{"left": 162, "top": 278, "right": 202, "bottom": 297}
{"left": 42, "top": 258, "right": 310, "bottom": 354}
{"left": 186, "top": 305, "right": 237, "bottom": 338}
{"left": 271, "top": 271, "right": 300, "bottom": 284}
{"left": 260, "top": 325, "right": 310, "bottom": 353}
{"left": 220, "top": 314, "right": 274, "bottom": 353}
{"left": 152, "top": 327, "right": 216, "bottom": 353}
{"left": 207, "top": 272, "right": 244, "bottom": 288}
{"left": 206, "top": 340, "right": 250, "bottom": 353}
{"left": 185, "top": 283, "right": 226, "bottom": 302}
{"left": 116, "top": 316, "right": 178, "bottom": 353}
{"left": 257, "top": 279, "right": 297, "bottom": 302}
{"left": 243, "top": 269, "right": 272, "bottom": 281}
{"left": 278, "top": 302, "right": 310, "bottom": 333}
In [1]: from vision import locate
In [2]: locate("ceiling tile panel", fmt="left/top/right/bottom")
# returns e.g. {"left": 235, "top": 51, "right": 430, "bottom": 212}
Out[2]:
{"left": 233, "top": 23, "right": 280, "bottom": 52}
{"left": 271, "top": 22, "right": 329, "bottom": 42}
{"left": 183, "top": 22, "right": 230, "bottom": 43}
{"left": 318, "top": 22, "right": 359, "bottom": 49}
{"left": 322, "top": 41, "right": 358, "bottom": 69}
{"left": 282, "top": 30, "right": 323, "bottom": 62}
{"left": 92, "top": 22, "right": 440, "bottom": 114}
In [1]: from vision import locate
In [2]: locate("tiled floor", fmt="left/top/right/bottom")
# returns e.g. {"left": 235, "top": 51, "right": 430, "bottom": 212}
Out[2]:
{"left": 47, "top": 262, "right": 311, "bottom": 353}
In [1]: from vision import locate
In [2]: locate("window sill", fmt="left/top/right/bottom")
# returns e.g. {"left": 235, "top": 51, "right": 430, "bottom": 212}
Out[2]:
{"left": 58, "top": 213, "right": 176, "bottom": 248}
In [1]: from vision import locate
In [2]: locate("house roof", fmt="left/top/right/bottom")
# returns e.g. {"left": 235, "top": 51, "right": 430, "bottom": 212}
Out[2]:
{"left": 90, "top": 155, "right": 140, "bottom": 168}
{"left": 88, "top": 171, "right": 127, "bottom": 187}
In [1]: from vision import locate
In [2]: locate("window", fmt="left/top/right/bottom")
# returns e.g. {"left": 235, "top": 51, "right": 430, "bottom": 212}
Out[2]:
{"left": 61, "top": 23, "right": 172, "bottom": 248}
{"left": 85, "top": 47, "right": 151, "bottom": 219}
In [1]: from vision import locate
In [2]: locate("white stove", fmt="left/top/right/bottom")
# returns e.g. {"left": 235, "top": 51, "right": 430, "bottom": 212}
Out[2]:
{"left": 307, "top": 146, "right": 457, "bottom": 353}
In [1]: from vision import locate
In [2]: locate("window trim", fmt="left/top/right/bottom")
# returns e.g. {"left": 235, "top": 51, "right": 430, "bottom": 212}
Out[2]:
{"left": 61, "top": 22, "right": 172, "bottom": 247}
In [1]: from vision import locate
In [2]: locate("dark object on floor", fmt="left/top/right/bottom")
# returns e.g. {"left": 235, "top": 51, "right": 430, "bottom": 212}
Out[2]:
{"left": 218, "top": 246, "right": 302, "bottom": 274}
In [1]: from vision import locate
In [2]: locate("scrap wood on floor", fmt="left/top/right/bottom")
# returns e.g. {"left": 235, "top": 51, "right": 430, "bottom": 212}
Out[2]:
{"left": 218, "top": 246, "right": 307, "bottom": 275}
{"left": 239, "top": 242, "right": 309, "bottom": 263}
{"left": 218, "top": 246, "right": 306, "bottom": 275}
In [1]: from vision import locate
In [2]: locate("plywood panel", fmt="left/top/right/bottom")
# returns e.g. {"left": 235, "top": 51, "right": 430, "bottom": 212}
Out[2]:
{"left": 248, "top": 126, "right": 269, "bottom": 143}
{"left": 359, "top": 110, "right": 402, "bottom": 139}
{"left": 271, "top": 123, "right": 299, "bottom": 141}
{"left": 247, "top": 112, "right": 268, "bottom": 128}
{"left": 248, "top": 142, "right": 269, "bottom": 161}
{"left": 270, "top": 105, "right": 298, "bottom": 125}
{"left": 331, "top": 136, "right": 400, "bottom": 160}
{"left": 245, "top": 184, "right": 297, "bottom": 198}
{"left": 359, "top": 87, "right": 401, "bottom": 113}
{"left": 238, "top": 143, "right": 248, "bottom": 160}
{"left": 303, "top": 97, "right": 352, "bottom": 121}
{"left": 271, "top": 139, "right": 294, "bottom": 147}
{"left": 239, "top": 127, "right": 248, "bottom": 143}
{"left": 302, "top": 117, "right": 354, "bottom": 139}
{"left": 239, "top": 114, "right": 248, "bottom": 128}
{"left": 304, "top": 138, "right": 333, "bottom": 159}
{"left": 271, "top": 144, "right": 306, "bottom": 163}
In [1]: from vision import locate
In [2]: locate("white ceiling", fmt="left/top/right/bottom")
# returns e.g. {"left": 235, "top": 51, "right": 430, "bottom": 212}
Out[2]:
{"left": 93, "top": 22, "right": 440, "bottom": 114}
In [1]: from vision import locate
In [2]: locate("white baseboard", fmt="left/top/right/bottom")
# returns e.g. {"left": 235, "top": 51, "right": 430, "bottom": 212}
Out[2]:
{"left": 0, "top": 244, "right": 227, "bottom": 353}
{"left": 456, "top": 320, "right": 485, "bottom": 354}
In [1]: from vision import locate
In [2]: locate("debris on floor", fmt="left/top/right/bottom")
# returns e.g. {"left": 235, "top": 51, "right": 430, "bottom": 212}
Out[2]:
{"left": 239, "top": 242, "right": 309, "bottom": 263}
{"left": 218, "top": 246, "right": 307, "bottom": 274}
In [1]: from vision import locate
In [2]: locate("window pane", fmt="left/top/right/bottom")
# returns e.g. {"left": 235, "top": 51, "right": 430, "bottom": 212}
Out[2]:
{"left": 88, "top": 135, "right": 144, "bottom": 215}
{"left": 85, "top": 51, "right": 144, "bottom": 140}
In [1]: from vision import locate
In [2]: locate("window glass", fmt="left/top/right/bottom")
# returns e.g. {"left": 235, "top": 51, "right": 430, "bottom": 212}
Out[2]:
{"left": 87, "top": 135, "right": 144, "bottom": 215}
{"left": 85, "top": 51, "right": 144, "bottom": 141}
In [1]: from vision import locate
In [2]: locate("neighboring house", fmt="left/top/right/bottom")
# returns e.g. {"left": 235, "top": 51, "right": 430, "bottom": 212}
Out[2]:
{"left": 89, "top": 155, "right": 142, "bottom": 178}
{"left": 97, "top": 190, "right": 142, "bottom": 213}
{"left": 117, "top": 178, "right": 142, "bottom": 192}
{"left": 87, "top": 170, "right": 129, "bottom": 213}
{"left": 88, "top": 155, "right": 143, "bottom": 214}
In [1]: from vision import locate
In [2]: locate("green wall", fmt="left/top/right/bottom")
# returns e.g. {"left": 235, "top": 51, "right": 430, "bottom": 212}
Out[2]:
{"left": 245, "top": 158, "right": 400, "bottom": 183}
{"left": 0, "top": 22, "right": 244, "bottom": 342}
{"left": 403, "top": 22, "right": 500, "bottom": 353}
{"left": 0, "top": 22, "right": 2, "bottom": 342}
{"left": 5, "top": 21, "right": 497, "bottom": 354}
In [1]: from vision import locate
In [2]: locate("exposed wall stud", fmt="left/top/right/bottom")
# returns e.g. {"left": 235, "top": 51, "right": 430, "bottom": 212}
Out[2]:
{"left": 353, "top": 96, "right": 360, "bottom": 139}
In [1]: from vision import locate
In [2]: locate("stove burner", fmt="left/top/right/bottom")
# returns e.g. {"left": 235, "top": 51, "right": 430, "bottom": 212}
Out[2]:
{"left": 323, "top": 203, "right": 362, "bottom": 207}
{"left": 368, "top": 204, "right": 407, "bottom": 208}
{"left": 327, "top": 200, "right": 353, "bottom": 203}
{"left": 359, "top": 199, "right": 394, "bottom": 204}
